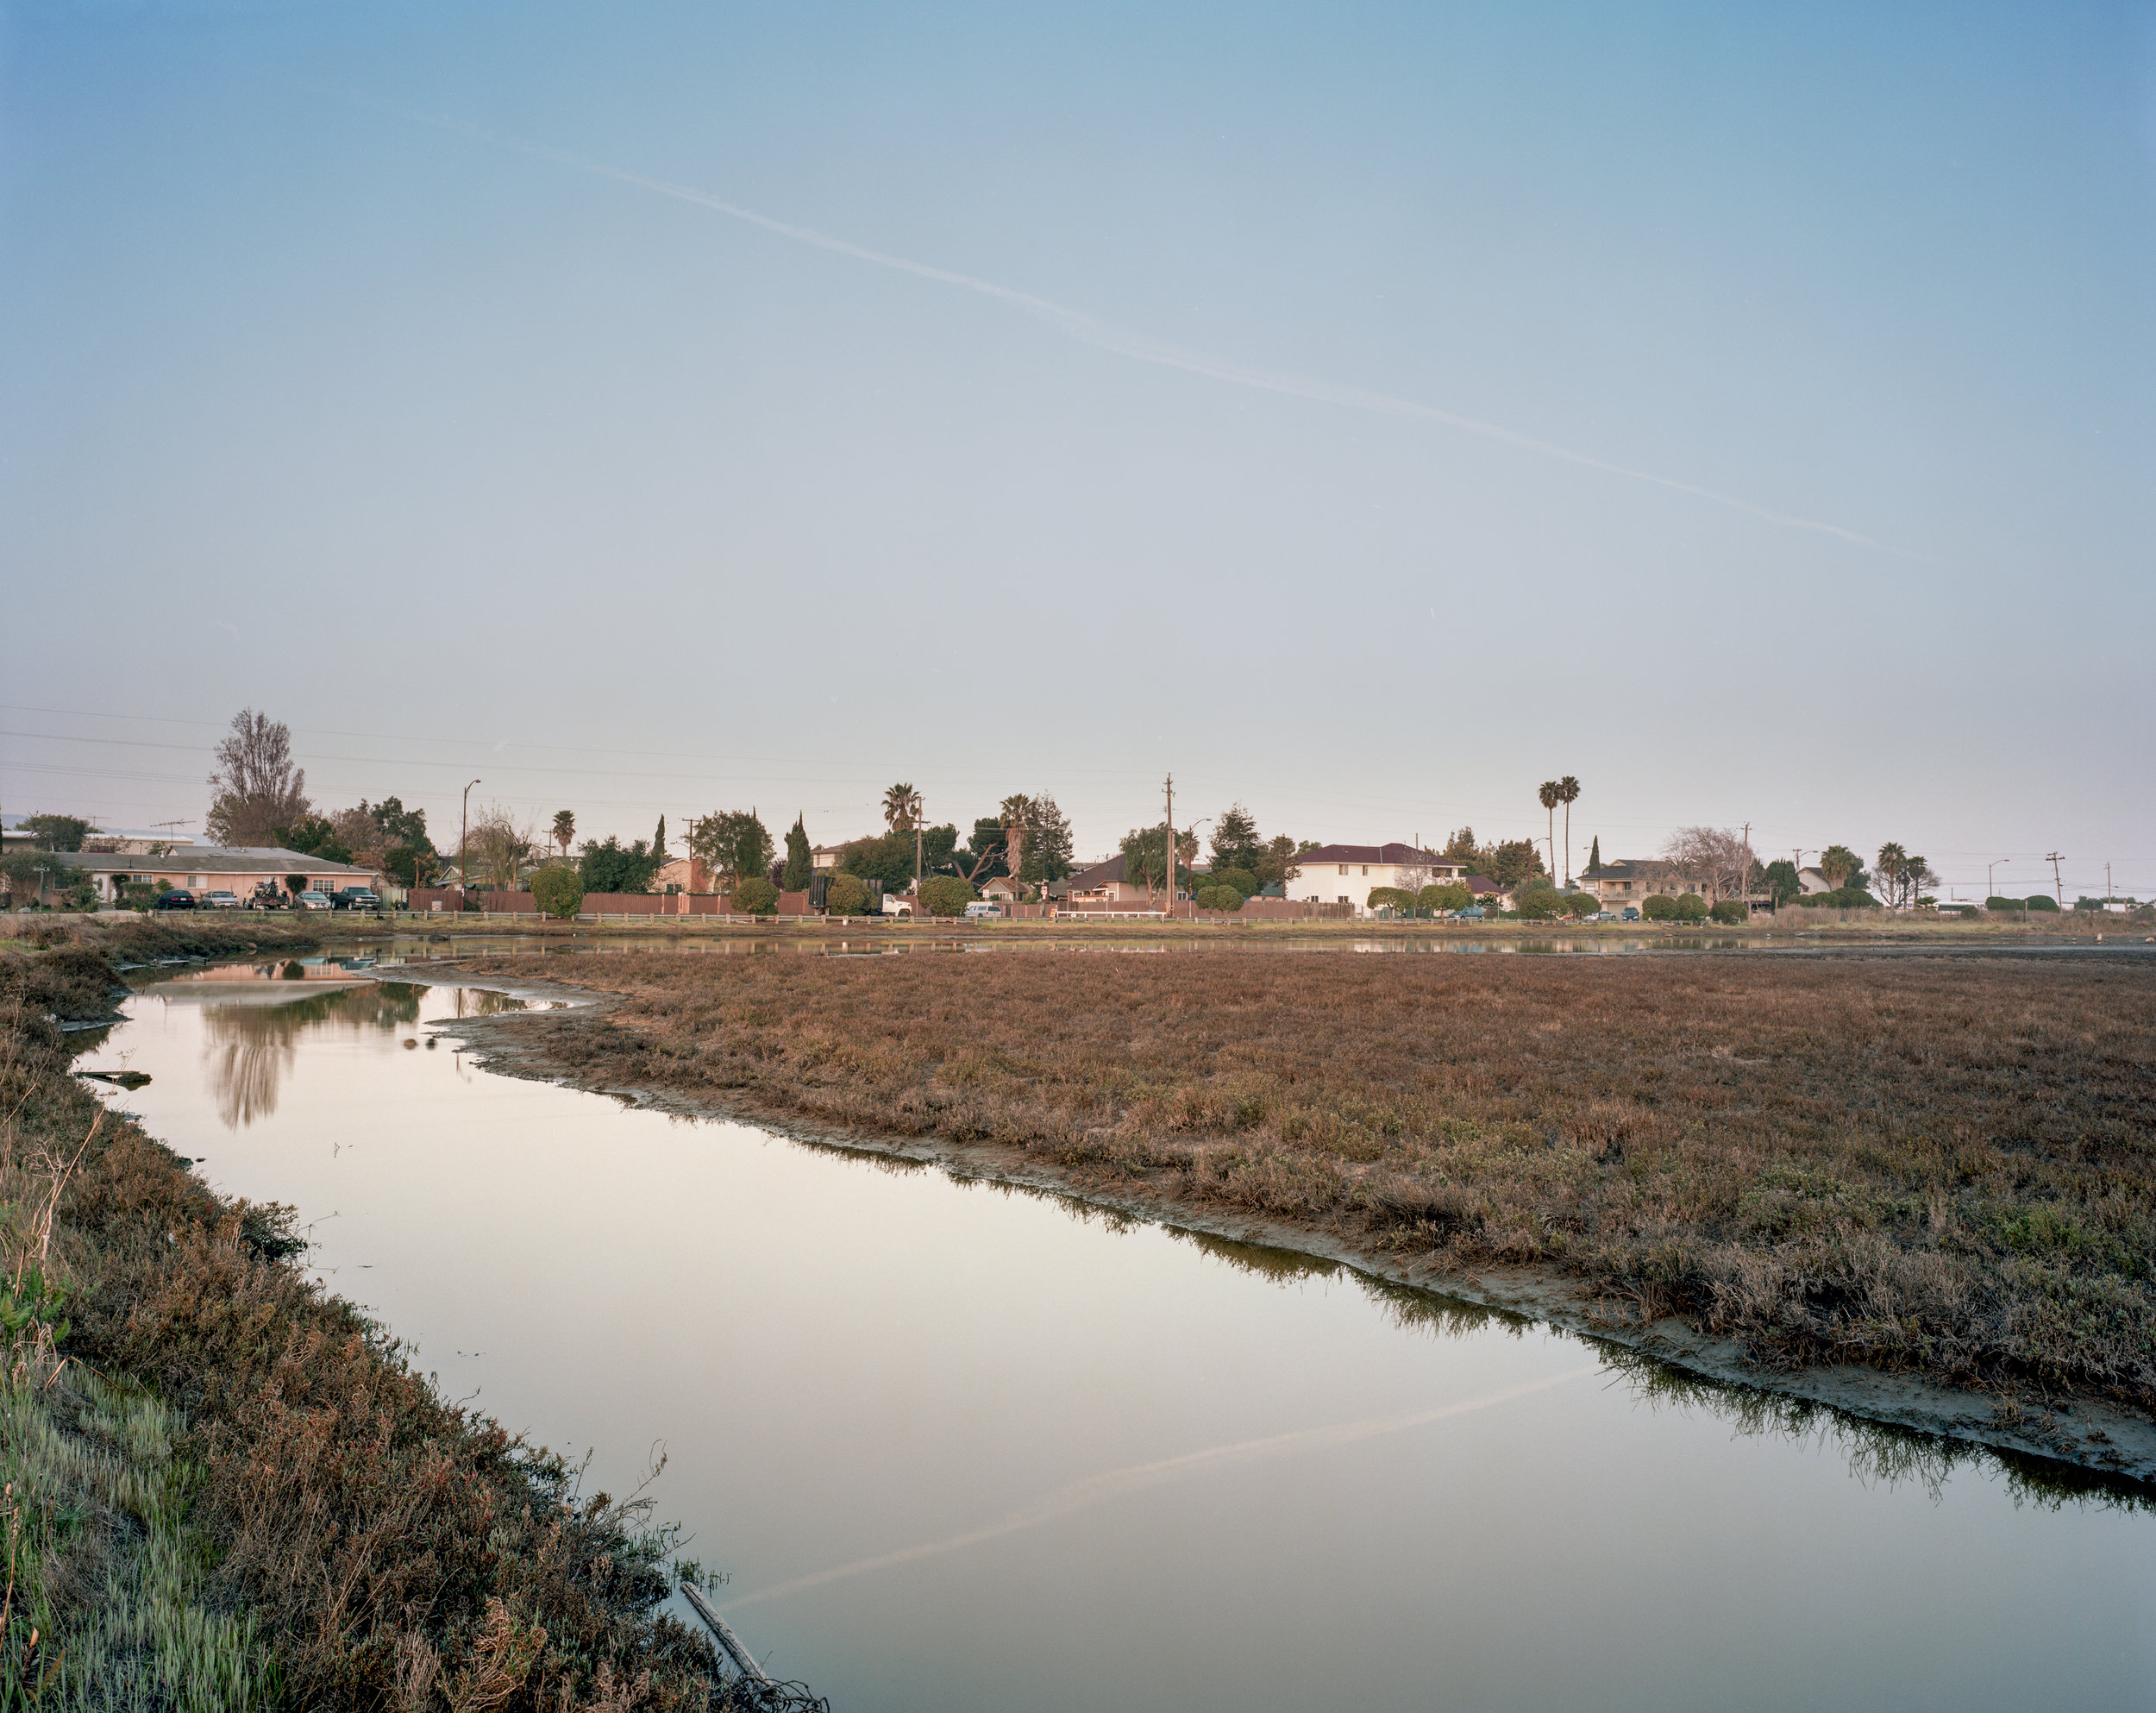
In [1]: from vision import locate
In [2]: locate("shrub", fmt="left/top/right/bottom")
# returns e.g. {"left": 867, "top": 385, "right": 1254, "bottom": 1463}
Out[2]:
{"left": 1642, "top": 894, "right": 1678, "bottom": 921}
{"left": 1199, "top": 887, "right": 1245, "bottom": 913}
{"left": 2024, "top": 894, "right": 2060, "bottom": 912}
{"left": 917, "top": 875, "right": 976, "bottom": 918}
{"left": 1563, "top": 894, "right": 1600, "bottom": 919}
{"left": 530, "top": 867, "right": 585, "bottom": 920}
{"left": 1420, "top": 883, "right": 1472, "bottom": 914}
{"left": 825, "top": 873, "right": 868, "bottom": 914}
{"left": 732, "top": 877, "right": 780, "bottom": 916}
{"left": 1367, "top": 887, "right": 1417, "bottom": 914}
{"left": 1514, "top": 890, "right": 1566, "bottom": 920}
{"left": 1211, "top": 867, "right": 1258, "bottom": 899}
{"left": 1709, "top": 900, "right": 1748, "bottom": 925}
{"left": 1672, "top": 894, "right": 1711, "bottom": 923}
{"left": 1984, "top": 896, "right": 2020, "bottom": 912}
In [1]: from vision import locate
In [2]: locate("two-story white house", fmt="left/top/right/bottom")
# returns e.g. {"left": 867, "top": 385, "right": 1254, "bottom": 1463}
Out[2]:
{"left": 1291, "top": 844, "right": 1469, "bottom": 916}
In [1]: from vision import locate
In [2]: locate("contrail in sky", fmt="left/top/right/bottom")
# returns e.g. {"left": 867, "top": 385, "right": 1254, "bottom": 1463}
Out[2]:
{"left": 728, "top": 1363, "right": 1601, "bottom": 1610}
{"left": 376, "top": 92, "right": 1920, "bottom": 559}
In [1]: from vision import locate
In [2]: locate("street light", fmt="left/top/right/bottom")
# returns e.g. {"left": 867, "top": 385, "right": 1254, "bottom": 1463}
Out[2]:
{"left": 1988, "top": 858, "right": 2008, "bottom": 903}
{"left": 461, "top": 780, "right": 482, "bottom": 903}
{"left": 1182, "top": 817, "right": 1216, "bottom": 919}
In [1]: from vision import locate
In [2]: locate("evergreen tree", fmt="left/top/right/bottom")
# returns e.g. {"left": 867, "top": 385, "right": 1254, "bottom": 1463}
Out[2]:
{"left": 1586, "top": 835, "right": 1602, "bottom": 876}
{"left": 653, "top": 815, "right": 668, "bottom": 860}
{"left": 782, "top": 815, "right": 813, "bottom": 891}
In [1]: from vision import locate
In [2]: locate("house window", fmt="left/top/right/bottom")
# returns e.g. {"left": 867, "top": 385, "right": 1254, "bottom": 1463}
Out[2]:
{"left": 1361, "top": 865, "right": 1369, "bottom": 876}
{"left": 1338, "top": 864, "right": 1348, "bottom": 875}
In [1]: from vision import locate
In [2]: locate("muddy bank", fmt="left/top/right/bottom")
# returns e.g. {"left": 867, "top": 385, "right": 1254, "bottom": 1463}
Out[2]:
{"left": 383, "top": 960, "right": 2156, "bottom": 1490}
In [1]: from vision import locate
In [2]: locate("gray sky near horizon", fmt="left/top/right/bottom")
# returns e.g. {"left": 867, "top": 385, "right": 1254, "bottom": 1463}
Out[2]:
{"left": 4, "top": 3, "right": 2152, "bottom": 896}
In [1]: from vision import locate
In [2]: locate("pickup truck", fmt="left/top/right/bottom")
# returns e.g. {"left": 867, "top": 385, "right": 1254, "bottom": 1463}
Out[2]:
{"left": 331, "top": 888, "right": 382, "bottom": 912}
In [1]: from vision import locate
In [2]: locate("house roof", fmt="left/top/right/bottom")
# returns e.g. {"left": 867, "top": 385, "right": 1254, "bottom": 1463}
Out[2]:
{"left": 1067, "top": 854, "right": 1127, "bottom": 888}
{"left": 60, "top": 846, "right": 378, "bottom": 879}
{"left": 1591, "top": 859, "right": 1678, "bottom": 882}
{"left": 1295, "top": 843, "right": 1457, "bottom": 867}
{"left": 1463, "top": 875, "right": 1502, "bottom": 894}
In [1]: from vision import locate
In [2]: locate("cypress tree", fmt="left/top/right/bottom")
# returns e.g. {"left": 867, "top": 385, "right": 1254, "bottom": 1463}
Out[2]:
{"left": 1585, "top": 835, "right": 1602, "bottom": 876}
{"left": 782, "top": 815, "right": 813, "bottom": 892}
{"left": 653, "top": 815, "right": 668, "bottom": 860}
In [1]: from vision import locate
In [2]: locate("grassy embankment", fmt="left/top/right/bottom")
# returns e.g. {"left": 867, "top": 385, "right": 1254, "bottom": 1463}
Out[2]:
{"left": 0, "top": 919, "right": 818, "bottom": 1710}
{"left": 461, "top": 944, "right": 2156, "bottom": 1417}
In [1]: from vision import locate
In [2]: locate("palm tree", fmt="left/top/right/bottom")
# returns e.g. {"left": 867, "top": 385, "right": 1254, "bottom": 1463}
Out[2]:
{"left": 551, "top": 810, "right": 575, "bottom": 862}
{"left": 1538, "top": 781, "right": 1561, "bottom": 883}
{"left": 882, "top": 782, "right": 921, "bottom": 835}
{"left": 1556, "top": 776, "right": 1581, "bottom": 887}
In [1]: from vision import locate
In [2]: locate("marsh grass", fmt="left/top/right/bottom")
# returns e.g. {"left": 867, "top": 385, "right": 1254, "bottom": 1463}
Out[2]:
{"left": 464, "top": 945, "right": 2156, "bottom": 1409}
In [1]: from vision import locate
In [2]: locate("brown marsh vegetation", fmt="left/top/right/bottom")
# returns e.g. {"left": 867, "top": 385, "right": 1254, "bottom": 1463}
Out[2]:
{"left": 466, "top": 945, "right": 2156, "bottom": 1411}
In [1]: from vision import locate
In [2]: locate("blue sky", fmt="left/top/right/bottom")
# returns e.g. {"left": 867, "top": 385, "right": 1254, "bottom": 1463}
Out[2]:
{"left": 4, "top": 2, "right": 2152, "bottom": 894}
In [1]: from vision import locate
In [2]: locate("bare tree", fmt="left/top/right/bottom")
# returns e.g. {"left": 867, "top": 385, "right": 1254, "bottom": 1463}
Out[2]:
{"left": 1662, "top": 826, "right": 1750, "bottom": 901}
{"left": 205, "top": 709, "right": 310, "bottom": 846}
{"left": 466, "top": 805, "right": 538, "bottom": 892}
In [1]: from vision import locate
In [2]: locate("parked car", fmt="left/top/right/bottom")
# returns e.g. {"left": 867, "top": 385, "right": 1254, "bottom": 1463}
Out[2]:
{"left": 1456, "top": 906, "right": 1485, "bottom": 920}
{"left": 154, "top": 889, "right": 197, "bottom": 911}
{"left": 198, "top": 889, "right": 242, "bottom": 910}
{"left": 332, "top": 888, "right": 382, "bottom": 912}
{"left": 1620, "top": 907, "right": 1640, "bottom": 922}
{"left": 962, "top": 900, "right": 1005, "bottom": 919}
{"left": 295, "top": 890, "right": 332, "bottom": 912}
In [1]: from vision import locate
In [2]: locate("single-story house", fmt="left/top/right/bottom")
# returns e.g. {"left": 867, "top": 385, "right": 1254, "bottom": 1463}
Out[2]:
{"left": 51, "top": 846, "right": 382, "bottom": 907}
{"left": 1291, "top": 844, "right": 1469, "bottom": 916}
{"left": 1066, "top": 854, "right": 1156, "bottom": 904}
{"left": 980, "top": 875, "right": 1025, "bottom": 902}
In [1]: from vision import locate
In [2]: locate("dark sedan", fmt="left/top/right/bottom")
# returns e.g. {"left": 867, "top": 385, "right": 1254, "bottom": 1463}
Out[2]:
{"left": 155, "top": 889, "right": 197, "bottom": 911}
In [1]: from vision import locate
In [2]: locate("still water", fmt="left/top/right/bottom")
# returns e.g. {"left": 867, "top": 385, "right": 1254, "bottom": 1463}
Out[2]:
{"left": 78, "top": 969, "right": 2156, "bottom": 1712}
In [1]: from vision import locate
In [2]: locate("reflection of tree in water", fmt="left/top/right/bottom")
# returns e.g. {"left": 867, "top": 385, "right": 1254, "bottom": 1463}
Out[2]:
{"left": 202, "top": 984, "right": 424, "bottom": 1129}
{"left": 1176, "top": 1239, "right": 2151, "bottom": 1515}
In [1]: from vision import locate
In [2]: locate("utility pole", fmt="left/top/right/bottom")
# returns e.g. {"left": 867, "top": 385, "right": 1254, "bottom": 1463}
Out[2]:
{"left": 2106, "top": 860, "right": 2112, "bottom": 907}
{"left": 914, "top": 794, "right": 924, "bottom": 899}
{"left": 1988, "top": 858, "right": 2008, "bottom": 900}
{"left": 1163, "top": 774, "right": 1175, "bottom": 914}
{"left": 1741, "top": 822, "right": 1752, "bottom": 912}
{"left": 2046, "top": 851, "right": 2064, "bottom": 907}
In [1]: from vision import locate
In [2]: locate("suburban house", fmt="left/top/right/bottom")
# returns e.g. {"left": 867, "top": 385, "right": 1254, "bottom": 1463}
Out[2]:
{"left": 1290, "top": 844, "right": 1468, "bottom": 915}
{"left": 1589, "top": 859, "right": 1712, "bottom": 911}
{"left": 980, "top": 875, "right": 1024, "bottom": 903}
{"left": 812, "top": 844, "right": 850, "bottom": 872}
{"left": 649, "top": 855, "right": 713, "bottom": 894}
{"left": 1065, "top": 854, "right": 1158, "bottom": 906}
{"left": 1797, "top": 867, "right": 1836, "bottom": 895}
{"left": 60, "top": 846, "right": 382, "bottom": 906}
